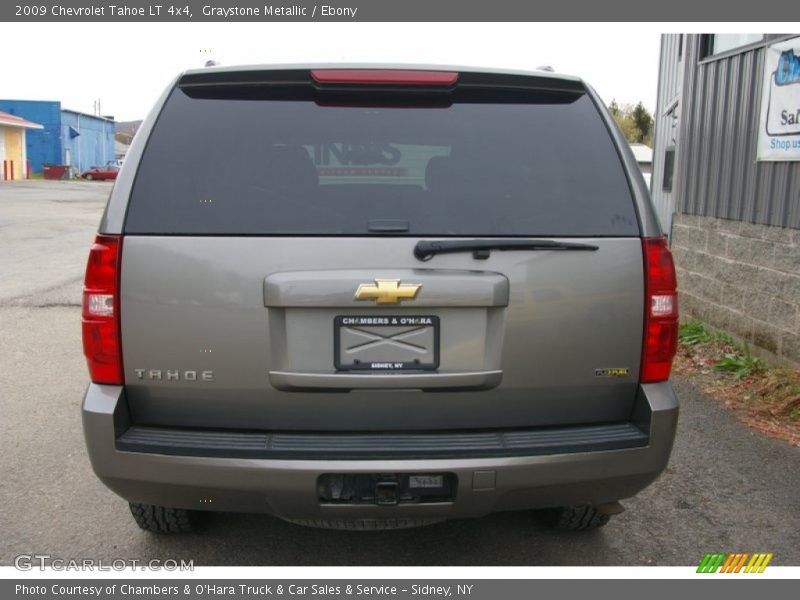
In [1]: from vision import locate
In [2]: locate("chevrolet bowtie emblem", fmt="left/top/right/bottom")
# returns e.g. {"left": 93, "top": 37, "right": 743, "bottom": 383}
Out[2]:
{"left": 354, "top": 279, "right": 422, "bottom": 304}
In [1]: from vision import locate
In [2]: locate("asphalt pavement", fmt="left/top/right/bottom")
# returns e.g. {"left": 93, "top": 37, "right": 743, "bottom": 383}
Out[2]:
{"left": 1, "top": 180, "right": 798, "bottom": 566}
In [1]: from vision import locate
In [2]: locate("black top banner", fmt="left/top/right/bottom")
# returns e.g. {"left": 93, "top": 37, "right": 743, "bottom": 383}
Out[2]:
{"left": 1, "top": 0, "right": 794, "bottom": 21}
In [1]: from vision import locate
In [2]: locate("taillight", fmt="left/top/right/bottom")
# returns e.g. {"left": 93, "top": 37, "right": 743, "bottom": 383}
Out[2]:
{"left": 82, "top": 235, "right": 123, "bottom": 384}
{"left": 311, "top": 69, "right": 459, "bottom": 86}
{"left": 641, "top": 237, "right": 678, "bottom": 383}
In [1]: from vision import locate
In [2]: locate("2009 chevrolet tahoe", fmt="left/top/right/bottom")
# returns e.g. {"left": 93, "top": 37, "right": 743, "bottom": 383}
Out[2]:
{"left": 81, "top": 64, "right": 679, "bottom": 533}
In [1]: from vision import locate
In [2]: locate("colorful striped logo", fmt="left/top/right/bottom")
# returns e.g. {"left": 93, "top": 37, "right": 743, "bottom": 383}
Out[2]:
{"left": 697, "top": 552, "right": 773, "bottom": 573}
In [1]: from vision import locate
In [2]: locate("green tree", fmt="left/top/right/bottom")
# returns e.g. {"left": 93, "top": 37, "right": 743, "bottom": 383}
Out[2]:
{"left": 631, "top": 101, "right": 654, "bottom": 145}
{"left": 608, "top": 99, "right": 654, "bottom": 146}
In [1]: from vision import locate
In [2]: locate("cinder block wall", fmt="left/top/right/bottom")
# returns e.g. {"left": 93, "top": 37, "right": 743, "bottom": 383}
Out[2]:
{"left": 671, "top": 213, "right": 800, "bottom": 364}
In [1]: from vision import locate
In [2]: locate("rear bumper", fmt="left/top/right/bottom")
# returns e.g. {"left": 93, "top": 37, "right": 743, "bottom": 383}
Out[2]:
{"left": 82, "top": 382, "right": 678, "bottom": 520}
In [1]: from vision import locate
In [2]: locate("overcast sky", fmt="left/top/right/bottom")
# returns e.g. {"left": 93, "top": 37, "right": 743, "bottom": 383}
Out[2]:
{"left": 0, "top": 23, "right": 784, "bottom": 122}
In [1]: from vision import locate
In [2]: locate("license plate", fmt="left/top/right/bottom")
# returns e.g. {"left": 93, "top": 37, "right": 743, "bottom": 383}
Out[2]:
{"left": 334, "top": 315, "right": 439, "bottom": 371}
{"left": 409, "top": 475, "right": 444, "bottom": 489}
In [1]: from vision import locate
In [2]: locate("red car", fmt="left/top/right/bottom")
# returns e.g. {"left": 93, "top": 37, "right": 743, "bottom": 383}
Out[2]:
{"left": 80, "top": 164, "right": 120, "bottom": 181}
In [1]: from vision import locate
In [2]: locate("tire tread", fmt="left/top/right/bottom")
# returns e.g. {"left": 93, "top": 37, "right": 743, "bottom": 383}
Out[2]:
{"left": 129, "top": 502, "right": 195, "bottom": 533}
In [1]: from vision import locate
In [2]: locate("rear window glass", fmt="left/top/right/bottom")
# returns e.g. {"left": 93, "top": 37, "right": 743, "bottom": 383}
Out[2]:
{"left": 124, "top": 85, "right": 638, "bottom": 236}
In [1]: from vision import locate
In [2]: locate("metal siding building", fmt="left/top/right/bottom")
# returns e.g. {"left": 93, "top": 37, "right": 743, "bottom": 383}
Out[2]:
{"left": 0, "top": 100, "right": 115, "bottom": 174}
{"left": 654, "top": 34, "right": 800, "bottom": 364}
{"left": 61, "top": 110, "right": 116, "bottom": 174}
{"left": 653, "top": 34, "right": 800, "bottom": 233}
{"left": 0, "top": 100, "right": 62, "bottom": 172}
{"left": 678, "top": 37, "right": 799, "bottom": 228}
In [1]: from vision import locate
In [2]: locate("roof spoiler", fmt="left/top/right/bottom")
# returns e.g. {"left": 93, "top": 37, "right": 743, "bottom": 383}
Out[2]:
{"left": 177, "top": 68, "right": 586, "bottom": 96}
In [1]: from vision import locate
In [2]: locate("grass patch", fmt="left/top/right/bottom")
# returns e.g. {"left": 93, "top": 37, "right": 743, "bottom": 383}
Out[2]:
{"left": 714, "top": 341, "right": 763, "bottom": 380}
{"left": 675, "top": 319, "right": 800, "bottom": 443}
{"left": 678, "top": 321, "right": 712, "bottom": 346}
{"left": 679, "top": 320, "right": 736, "bottom": 348}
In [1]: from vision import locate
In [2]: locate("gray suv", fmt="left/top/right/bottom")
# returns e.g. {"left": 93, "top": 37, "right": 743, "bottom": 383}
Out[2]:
{"left": 81, "top": 64, "right": 679, "bottom": 533}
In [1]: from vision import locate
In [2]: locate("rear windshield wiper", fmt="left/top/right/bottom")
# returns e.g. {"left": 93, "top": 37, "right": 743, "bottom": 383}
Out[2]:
{"left": 414, "top": 239, "right": 599, "bottom": 261}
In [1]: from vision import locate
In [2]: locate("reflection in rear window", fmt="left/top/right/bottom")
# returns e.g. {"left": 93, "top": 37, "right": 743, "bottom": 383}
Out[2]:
{"left": 124, "top": 87, "right": 638, "bottom": 236}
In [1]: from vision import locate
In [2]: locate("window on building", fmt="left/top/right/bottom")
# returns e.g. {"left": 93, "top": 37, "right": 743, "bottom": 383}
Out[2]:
{"left": 702, "top": 34, "right": 764, "bottom": 58}
{"left": 662, "top": 148, "right": 675, "bottom": 192}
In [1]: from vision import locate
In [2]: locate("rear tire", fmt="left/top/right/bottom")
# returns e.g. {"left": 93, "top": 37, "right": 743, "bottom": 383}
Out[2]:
{"left": 538, "top": 505, "right": 612, "bottom": 530}
{"left": 85, "top": 174, "right": 93, "bottom": 181}
{"left": 129, "top": 502, "right": 196, "bottom": 533}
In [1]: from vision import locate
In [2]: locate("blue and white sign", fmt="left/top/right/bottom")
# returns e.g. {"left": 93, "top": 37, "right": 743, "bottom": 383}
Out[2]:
{"left": 758, "top": 36, "right": 800, "bottom": 161}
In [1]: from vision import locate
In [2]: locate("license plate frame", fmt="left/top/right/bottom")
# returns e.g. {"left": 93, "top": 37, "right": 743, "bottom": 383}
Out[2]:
{"left": 334, "top": 315, "right": 440, "bottom": 371}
